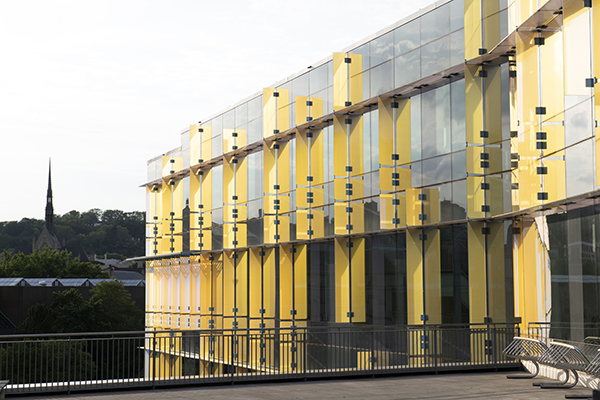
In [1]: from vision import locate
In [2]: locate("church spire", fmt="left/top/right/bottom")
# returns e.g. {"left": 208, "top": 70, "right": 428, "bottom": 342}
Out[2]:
{"left": 45, "top": 158, "right": 54, "bottom": 232}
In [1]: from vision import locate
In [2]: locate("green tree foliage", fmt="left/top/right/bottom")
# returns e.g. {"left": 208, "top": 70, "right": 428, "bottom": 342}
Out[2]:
{"left": 0, "top": 209, "right": 145, "bottom": 259}
{"left": 0, "top": 248, "right": 109, "bottom": 278}
{"left": 17, "top": 282, "right": 144, "bottom": 334}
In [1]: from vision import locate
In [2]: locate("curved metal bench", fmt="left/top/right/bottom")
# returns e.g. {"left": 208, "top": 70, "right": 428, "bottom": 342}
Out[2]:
{"left": 503, "top": 337, "right": 549, "bottom": 379}
{"left": 534, "top": 341, "right": 589, "bottom": 389}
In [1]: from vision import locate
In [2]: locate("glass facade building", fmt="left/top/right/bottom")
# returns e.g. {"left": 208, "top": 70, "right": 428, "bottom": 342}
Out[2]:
{"left": 144, "top": 0, "right": 600, "bottom": 361}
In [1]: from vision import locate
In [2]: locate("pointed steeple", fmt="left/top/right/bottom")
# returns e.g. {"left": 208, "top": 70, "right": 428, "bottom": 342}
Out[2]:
{"left": 45, "top": 158, "right": 54, "bottom": 232}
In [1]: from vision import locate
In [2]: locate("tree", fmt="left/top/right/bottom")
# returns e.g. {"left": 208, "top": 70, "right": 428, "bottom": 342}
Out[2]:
{"left": 0, "top": 248, "right": 109, "bottom": 278}
{"left": 91, "top": 280, "right": 144, "bottom": 332}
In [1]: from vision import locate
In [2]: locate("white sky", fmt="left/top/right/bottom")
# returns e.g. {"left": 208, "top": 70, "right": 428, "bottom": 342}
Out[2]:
{"left": 0, "top": 0, "right": 434, "bottom": 222}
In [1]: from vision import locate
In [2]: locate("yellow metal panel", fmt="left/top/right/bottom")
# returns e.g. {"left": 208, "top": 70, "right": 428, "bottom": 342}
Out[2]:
{"left": 380, "top": 192, "right": 406, "bottom": 230}
{"left": 518, "top": 158, "right": 541, "bottom": 209}
{"left": 464, "top": 0, "right": 482, "bottom": 61}
{"left": 296, "top": 96, "right": 309, "bottom": 127}
{"left": 349, "top": 53, "right": 363, "bottom": 105}
{"left": 484, "top": 65, "right": 502, "bottom": 144}
{"left": 263, "top": 248, "right": 276, "bottom": 319}
{"left": 467, "top": 176, "right": 485, "bottom": 219}
{"left": 424, "top": 229, "right": 441, "bottom": 324}
{"left": 351, "top": 238, "right": 366, "bottom": 323}
{"left": 311, "top": 129, "right": 324, "bottom": 184}
{"left": 280, "top": 245, "right": 294, "bottom": 320}
{"left": 201, "top": 126, "right": 212, "bottom": 161}
{"left": 465, "top": 65, "right": 483, "bottom": 145}
{"left": 545, "top": 124, "right": 565, "bottom": 155}
{"left": 422, "top": 188, "right": 439, "bottom": 225}
{"left": 311, "top": 97, "right": 324, "bottom": 120}
{"left": 540, "top": 31, "right": 564, "bottom": 122}
{"left": 488, "top": 222, "right": 507, "bottom": 322}
{"left": 263, "top": 88, "right": 277, "bottom": 138}
{"left": 482, "top": 4, "right": 500, "bottom": 54}
{"left": 237, "top": 251, "right": 248, "bottom": 316}
{"left": 564, "top": 2, "right": 592, "bottom": 96}
{"left": 190, "top": 125, "right": 200, "bottom": 166}
{"left": 277, "top": 89, "right": 291, "bottom": 133}
{"left": 406, "top": 229, "right": 423, "bottom": 325}
{"left": 544, "top": 155, "right": 566, "bottom": 203}
{"left": 595, "top": 2, "right": 600, "bottom": 143}
{"left": 264, "top": 143, "right": 277, "bottom": 198}
{"left": 296, "top": 209, "right": 310, "bottom": 240}
{"left": 334, "top": 237, "right": 350, "bottom": 322}
{"left": 349, "top": 116, "right": 363, "bottom": 176}
{"left": 333, "top": 115, "right": 349, "bottom": 176}
{"left": 223, "top": 252, "right": 235, "bottom": 317}
{"left": 333, "top": 52, "right": 349, "bottom": 111}
{"left": 405, "top": 188, "right": 421, "bottom": 226}
{"left": 296, "top": 129, "right": 309, "bottom": 188}
{"left": 379, "top": 167, "right": 394, "bottom": 192}
{"left": 378, "top": 98, "right": 394, "bottom": 166}
{"left": 516, "top": 31, "right": 539, "bottom": 123}
{"left": 311, "top": 208, "right": 325, "bottom": 238}
{"left": 520, "top": 220, "right": 541, "bottom": 327}
{"left": 295, "top": 244, "right": 308, "bottom": 320}
{"left": 468, "top": 222, "right": 487, "bottom": 323}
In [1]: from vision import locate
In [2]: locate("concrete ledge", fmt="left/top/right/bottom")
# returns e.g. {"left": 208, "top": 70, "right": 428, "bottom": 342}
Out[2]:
{"left": 0, "top": 380, "right": 8, "bottom": 400}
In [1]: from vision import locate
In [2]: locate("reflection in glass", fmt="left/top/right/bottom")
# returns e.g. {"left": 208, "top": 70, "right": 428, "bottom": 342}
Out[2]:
{"left": 292, "top": 72, "right": 309, "bottom": 99}
{"left": 248, "top": 95, "right": 262, "bottom": 121}
{"left": 370, "top": 60, "right": 394, "bottom": 97}
{"left": 421, "top": 85, "right": 451, "bottom": 158}
{"left": 452, "top": 180, "right": 467, "bottom": 220}
{"left": 452, "top": 150, "right": 467, "bottom": 181}
{"left": 247, "top": 199, "right": 263, "bottom": 220}
{"left": 351, "top": 43, "right": 370, "bottom": 71}
{"left": 450, "top": 30, "right": 465, "bottom": 67}
{"left": 247, "top": 218, "right": 263, "bottom": 246}
{"left": 440, "top": 224, "right": 469, "bottom": 323}
{"left": 422, "top": 154, "right": 452, "bottom": 186}
{"left": 212, "top": 164, "right": 223, "bottom": 209}
{"left": 248, "top": 152, "right": 263, "bottom": 201}
{"left": 420, "top": 4, "right": 449, "bottom": 45}
{"left": 309, "top": 64, "right": 328, "bottom": 94}
{"left": 565, "top": 96, "right": 593, "bottom": 146}
{"left": 451, "top": 80, "right": 466, "bottom": 151}
{"left": 211, "top": 135, "right": 223, "bottom": 158}
{"left": 566, "top": 139, "right": 594, "bottom": 197}
{"left": 212, "top": 115, "right": 223, "bottom": 138}
{"left": 411, "top": 161, "right": 422, "bottom": 188}
{"left": 365, "top": 197, "right": 380, "bottom": 232}
{"left": 421, "top": 36, "right": 450, "bottom": 77}
{"left": 370, "top": 31, "right": 394, "bottom": 67}
{"left": 212, "top": 207, "right": 223, "bottom": 226}
{"left": 449, "top": 0, "right": 464, "bottom": 32}
{"left": 394, "top": 19, "right": 420, "bottom": 55}
{"left": 395, "top": 49, "right": 421, "bottom": 87}
{"left": 235, "top": 102, "right": 248, "bottom": 127}
{"left": 248, "top": 118, "right": 262, "bottom": 144}
{"left": 436, "top": 182, "right": 452, "bottom": 221}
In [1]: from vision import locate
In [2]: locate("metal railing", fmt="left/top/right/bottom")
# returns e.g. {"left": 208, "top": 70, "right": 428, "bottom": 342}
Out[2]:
{"left": 0, "top": 323, "right": 519, "bottom": 395}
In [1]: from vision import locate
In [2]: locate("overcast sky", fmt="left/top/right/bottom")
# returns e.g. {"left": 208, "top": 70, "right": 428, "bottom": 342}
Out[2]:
{"left": 0, "top": 0, "right": 434, "bottom": 222}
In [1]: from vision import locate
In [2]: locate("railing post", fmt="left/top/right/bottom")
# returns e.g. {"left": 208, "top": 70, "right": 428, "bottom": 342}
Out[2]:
{"left": 67, "top": 337, "right": 71, "bottom": 395}
{"left": 493, "top": 326, "right": 498, "bottom": 371}
{"left": 303, "top": 329, "right": 307, "bottom": 380}
{"left": 433, "top": 327, "right": 438, "bottom": 374}
{"left": 370, "top": 327, "right": 374, "bottom": 377}
{"left": 152, "top": 331, "right": 156, "bottom": 389}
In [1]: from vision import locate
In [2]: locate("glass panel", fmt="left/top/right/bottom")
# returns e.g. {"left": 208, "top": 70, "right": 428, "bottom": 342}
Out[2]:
{"left": 247, "top": 151, "right": 263, "bottom": 201}
{"left": 370, "top": 31, "right": 394, "bottom": 67}
{"left": 452, "top": 180, "right": 467, "bottom": 220}
{"left": 248, "top": 95, "right": 262, "bottom": 121}
{"left": 437, "top": 182, "right": 452, "bottom": 222}
{"left": 394, "top": 49, "right": 421, "bottom": 87}
{"left": 450, "top": 0, "right": 464, "bottom": 31}
{"left": 235, "top": 102, "right": 248, "bottom": 127}
{"left": 566, "top": 139, "right": 594, "bottom": 197}
{"left": 351, "top": 43, "right": 370, "bottom": 71}
{"left": 309, "top": 64, "right": 328, "bottom": 94}
{"left": 212, "top": 115, "right": 223, "bottom": 138}
{"left": 212, "top": 207, "right": 223, "bottom": 226}
{"left": 371, "top": 109, "right": 379, "bottom": 172}
{"left": 364, "top": 197, "right": 380, "bottom": 232}
{"left": 452, "top": 150, "right": 467, "bottom": 181}
{"left": 212, "top": 135, "right": 222, "bottom": 157}
{"left": 420, "top": 4, "right": 450, "bottom": 45}
{"left": 247, "top": 218, "right": 263, "bottom": 246}
{"left": 412, "top": 161, "right": 422, "bottom": 188}
{"left": 223, "top": 110, "right": 234, "bottom": 129}
{"left": 450, "top": 30, "right": 465, "bottom": 67}
{"left": 394, "top": 19, "right": 420, "bottom": 55}
{"left": 422, "top": 154, "right": 452, "bottom": 186}
{"left": 247, "top": 199, "right": 262, "bottom": 220}
{"left": 212, "top": 164, "right": 223, "bottom": 209}
{"left": 248, "top": 118, "right": 262, "bottom": 145}
{"left": 451, "top": 79, "right": 466, "bottom": 151}
{"left": 370, "top": 60, "right": 394, "bottom": 97}
{"left": 421, "top": 84, "right": 451, "bottom": 158}
{"left": 421, "top": 36, "right": 450, "bottom": 77}
{"left": 292, "top": 73, "right": 309, "bottom": 99}
{"left": 565, "top": 96, "right": 594, "bottom": 146}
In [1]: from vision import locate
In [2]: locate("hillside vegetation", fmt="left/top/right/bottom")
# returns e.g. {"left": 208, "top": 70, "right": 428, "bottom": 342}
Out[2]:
{"left": 0, "top": 209, "right": 145, "bottom": 260}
